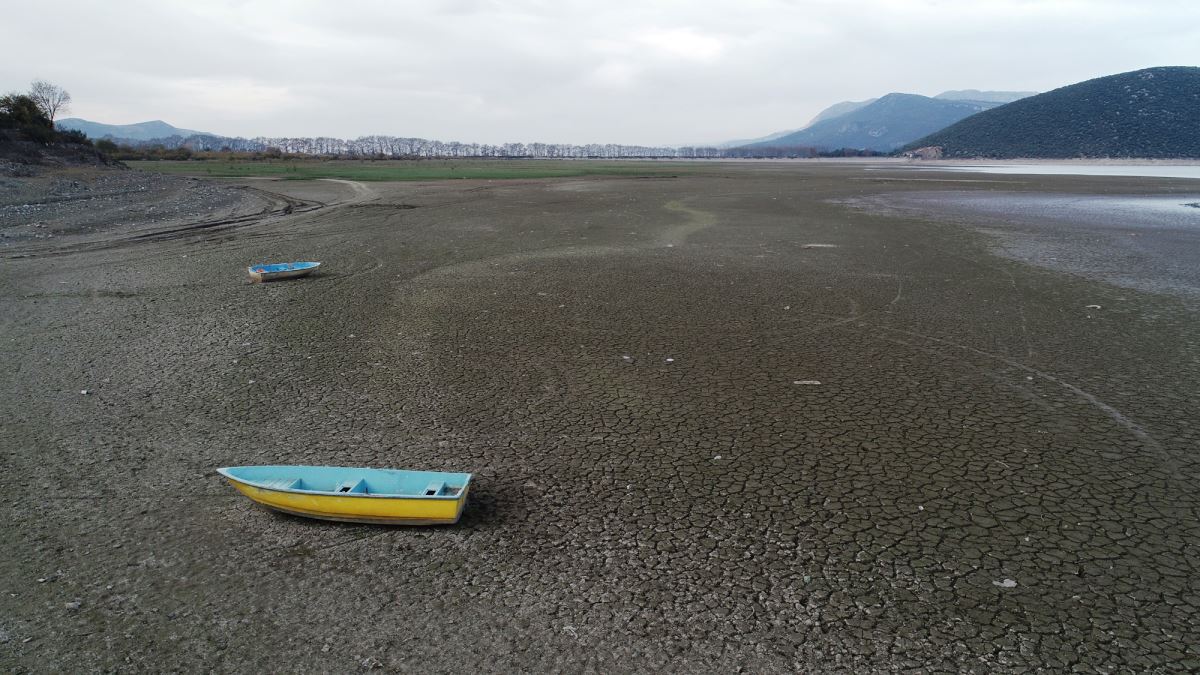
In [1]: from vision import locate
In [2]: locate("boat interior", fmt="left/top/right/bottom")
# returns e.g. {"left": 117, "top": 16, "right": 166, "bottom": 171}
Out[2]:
{"left": 221, "top": 466, "right": 469, "bottom": 498}
{"left": 252, "top": 262, "right": 319, "bottom": 273}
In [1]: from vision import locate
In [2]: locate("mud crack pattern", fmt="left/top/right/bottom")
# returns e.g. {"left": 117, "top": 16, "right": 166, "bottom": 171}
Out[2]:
{"left": 1, "top": 166, "right": 1198, "bottom": 671}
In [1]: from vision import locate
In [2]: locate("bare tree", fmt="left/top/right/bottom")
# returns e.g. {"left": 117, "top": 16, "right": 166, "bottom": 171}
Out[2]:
{"left": 28, "top": 80, "right": 71, "bottom": 123}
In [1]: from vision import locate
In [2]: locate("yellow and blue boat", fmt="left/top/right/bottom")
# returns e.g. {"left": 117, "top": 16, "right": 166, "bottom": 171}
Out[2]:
{"left": 217, "top": 465, "right": 472, "bottom": 525}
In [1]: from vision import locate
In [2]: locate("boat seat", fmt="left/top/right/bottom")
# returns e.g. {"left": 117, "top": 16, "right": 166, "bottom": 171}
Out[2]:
{"left": 336, "top": 479, "right": 368, "bottom": 494}
{"left": 423, "top": 481, "right": 445, "bottom": 496}
{"left": 261, "top": 478, "right": 302, "bottom": 490}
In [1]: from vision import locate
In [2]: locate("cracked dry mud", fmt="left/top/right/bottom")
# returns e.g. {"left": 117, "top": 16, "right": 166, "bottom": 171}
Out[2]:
{"left": 1, "top": 164, "right": 1198, "bottom": 671}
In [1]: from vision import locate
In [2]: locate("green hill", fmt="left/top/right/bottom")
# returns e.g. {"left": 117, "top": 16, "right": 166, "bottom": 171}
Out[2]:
{"left": 906, "top": 67, "right": 1200, "bottom": 158}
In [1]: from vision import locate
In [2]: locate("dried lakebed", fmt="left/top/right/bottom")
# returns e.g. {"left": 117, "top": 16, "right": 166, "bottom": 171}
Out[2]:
{"left": 1, "top": 163, "right": 1197, "bottom": 671}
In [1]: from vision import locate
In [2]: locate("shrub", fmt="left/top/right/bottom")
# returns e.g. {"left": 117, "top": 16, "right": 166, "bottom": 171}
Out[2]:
{"left": 57, "top": 128, "right": 92, "bottom": 145}
{"left": 0, "top": 94, "right": 52, "bottom": 131}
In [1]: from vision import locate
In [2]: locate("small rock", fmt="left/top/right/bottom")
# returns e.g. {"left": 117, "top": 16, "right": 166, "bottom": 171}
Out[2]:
{"left": 793, "top": 380, "right": 821, "bottom": 385}
{"left": 1084, "top": 304, "right": 1101, "bottom": 309}
{"left": 65, "top": 600, "right": 81, "bottom": 610}
{"left": 993, "top": 578, "right": 1018, "bottom": 588}
{"left": 79, "top": 389, "right": 89, "bottom": 395}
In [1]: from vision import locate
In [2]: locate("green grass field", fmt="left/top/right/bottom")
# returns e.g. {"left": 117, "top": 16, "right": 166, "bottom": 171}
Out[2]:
{"left": 128, "top": 159, "right": 708, "bottom": 182}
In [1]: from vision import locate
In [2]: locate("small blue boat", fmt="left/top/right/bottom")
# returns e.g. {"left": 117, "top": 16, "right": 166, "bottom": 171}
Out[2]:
{"left": 248, "top": 261, "right": 320, "bottom": 282}
{"left": 217, "top": 465, "right": 472, "bottom": 525}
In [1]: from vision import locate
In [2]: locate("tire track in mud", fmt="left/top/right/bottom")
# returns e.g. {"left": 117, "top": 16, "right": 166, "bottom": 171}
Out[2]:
{"left": 202, "top": 180, "right": 389, "bottom": 327}
{"left": 863, "top": 321, "right": 1166, "bottom": 455}
{"left": 2, "top": 185, "right": 325, "bottom": 260}
{"left": 0, "top": 180, "right": 387, "bottom": 353}
{"left": 0, "top": 178, "right": 380, "bottom": 260}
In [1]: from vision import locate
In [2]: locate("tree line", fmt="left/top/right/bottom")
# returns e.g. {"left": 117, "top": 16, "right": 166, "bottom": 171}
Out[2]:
{"left": 109, "top": 133, "right": 733, "bottom": 160}
{"left": 105, "top": 133, "right": 885, "bottom": 160}
{"left": 6, "top": 79, "right": 887, "bottom": 161}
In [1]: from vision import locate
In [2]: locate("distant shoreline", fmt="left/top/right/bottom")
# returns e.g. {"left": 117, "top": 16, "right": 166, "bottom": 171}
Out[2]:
{"left": 705, "top": 157, "right": 1200, "bottom": 165}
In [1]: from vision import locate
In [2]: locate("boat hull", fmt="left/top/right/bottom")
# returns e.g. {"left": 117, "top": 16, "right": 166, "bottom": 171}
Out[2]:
{"left": 218, "top": 466, "right": 471, "bottom": 525}
{"left": 228, "top": 481, "right": 469, "bottom": 524}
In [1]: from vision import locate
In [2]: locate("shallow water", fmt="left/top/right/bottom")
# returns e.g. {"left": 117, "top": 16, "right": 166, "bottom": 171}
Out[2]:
{"left": 859, "top": 191, "right": 1200, "bottom": 299}
{"left": 918, "top": 164, "right": 1200, "bottom": 180}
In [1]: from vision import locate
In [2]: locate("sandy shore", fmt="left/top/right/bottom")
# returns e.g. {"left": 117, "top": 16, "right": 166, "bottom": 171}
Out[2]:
{"left": 2, "top": 163, "right": 1197, "bottom": 670}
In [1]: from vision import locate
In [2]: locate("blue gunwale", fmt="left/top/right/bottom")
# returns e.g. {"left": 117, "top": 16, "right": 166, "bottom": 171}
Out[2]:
{"left": 217, "top": 465, "right": 472, "bottom": 500}
{"left": 249, "top": 261, "right": 320, "bottom": 273}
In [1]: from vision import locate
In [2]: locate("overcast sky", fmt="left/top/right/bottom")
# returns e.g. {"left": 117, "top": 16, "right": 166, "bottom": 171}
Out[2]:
{"left": 3, "top": 0, "right": 1197, "bottom": 145}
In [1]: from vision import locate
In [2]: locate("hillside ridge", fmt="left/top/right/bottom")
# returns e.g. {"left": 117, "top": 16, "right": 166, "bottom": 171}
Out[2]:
{"left": 906, "top": 67, "right": 1200, "bottom": 158}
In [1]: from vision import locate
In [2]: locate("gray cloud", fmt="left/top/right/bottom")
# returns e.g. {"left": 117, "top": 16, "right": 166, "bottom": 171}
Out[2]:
{"left": 3, "top": 0, "right": 1198, "bottom": 145}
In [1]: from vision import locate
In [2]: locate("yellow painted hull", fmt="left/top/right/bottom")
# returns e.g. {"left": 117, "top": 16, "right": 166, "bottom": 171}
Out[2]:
{"left": 227, "top": 480, "right": 469, "bottom": 525}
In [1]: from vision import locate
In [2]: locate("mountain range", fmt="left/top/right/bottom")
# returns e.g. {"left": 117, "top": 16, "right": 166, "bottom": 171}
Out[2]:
{"left": 50, "top": 70, "right": 1200, "bottom": 159}
{"left": 907, "top": 67, "right": 1200, "bottom": 158}
{"left": 729, "top": 90, "right": 1032, "bottom": 151}
{"left": 55, "top": 118, "right": 214, "bottom": 142}
{"left": 744, "top": 94, "right": 999, "bottom": 152}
